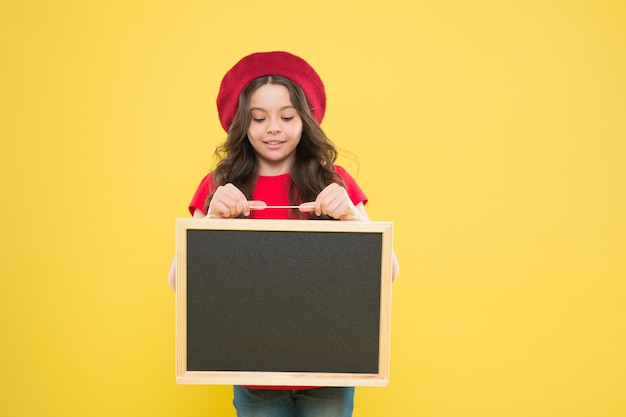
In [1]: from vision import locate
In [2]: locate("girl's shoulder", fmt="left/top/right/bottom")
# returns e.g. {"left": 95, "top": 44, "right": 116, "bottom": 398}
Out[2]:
{"left": 334, "top": 165, "right": 368, "bottom": 205}
{"left": 334, "top": 165, "right": 348, "bottom": 175}
{"left": 334, "top": 165, "right": 357, "bottom": 183}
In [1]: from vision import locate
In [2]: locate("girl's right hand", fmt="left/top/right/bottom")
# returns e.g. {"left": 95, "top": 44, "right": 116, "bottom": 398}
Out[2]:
{"left": 206, "top": 183, "right": 265, "bottom": 218}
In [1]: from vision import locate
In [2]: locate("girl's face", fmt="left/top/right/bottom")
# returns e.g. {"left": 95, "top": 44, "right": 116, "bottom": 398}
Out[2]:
{"left": 247, "top": 83, "right": 303, "bottom": 176}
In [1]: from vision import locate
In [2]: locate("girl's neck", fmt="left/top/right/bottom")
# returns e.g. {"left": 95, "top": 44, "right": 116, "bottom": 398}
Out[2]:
{"left": 258, "top": 167, "right": 291, "bottom": 177}
{"left": 256, "top": 158, "right": 294, "bottom": 176}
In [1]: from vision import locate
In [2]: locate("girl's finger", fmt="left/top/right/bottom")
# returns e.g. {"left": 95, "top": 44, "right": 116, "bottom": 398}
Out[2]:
{"left": 244, "top": 200, "right": 266, "bottom": 216}
{"left": 298, "top": 202, "right": 316, "bottom": 212}
{"left": 247, "top": 201, "right": 268, "bottom": 210}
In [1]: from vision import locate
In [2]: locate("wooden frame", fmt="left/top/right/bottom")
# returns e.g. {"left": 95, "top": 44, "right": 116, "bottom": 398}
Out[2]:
{"left": 176, "top": 218, "right": 393, "bottom": 387}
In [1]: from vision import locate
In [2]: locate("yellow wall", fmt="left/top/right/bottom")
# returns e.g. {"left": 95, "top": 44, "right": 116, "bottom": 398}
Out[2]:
{"left": 1, "top": 1, "right": 625, "bottom": 416}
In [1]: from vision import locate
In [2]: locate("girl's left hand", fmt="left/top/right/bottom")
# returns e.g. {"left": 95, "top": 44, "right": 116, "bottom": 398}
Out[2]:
{"left": 300, "top": 183, "right": 364, "bottom": 220}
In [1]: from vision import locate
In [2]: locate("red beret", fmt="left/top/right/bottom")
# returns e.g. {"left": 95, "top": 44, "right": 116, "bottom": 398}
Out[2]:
{"left": 216, "top": 51, "right": 326, "bottom": 132}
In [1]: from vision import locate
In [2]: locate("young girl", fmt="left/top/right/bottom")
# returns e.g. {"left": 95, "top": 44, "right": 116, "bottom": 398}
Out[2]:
{"left": 168, "top": 51, "right": 399, "bottom": 417}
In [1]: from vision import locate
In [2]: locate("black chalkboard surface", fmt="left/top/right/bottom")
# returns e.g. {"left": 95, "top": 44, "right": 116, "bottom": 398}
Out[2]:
{"left": 176, "top": 219, "right": 393, "bottom": 386}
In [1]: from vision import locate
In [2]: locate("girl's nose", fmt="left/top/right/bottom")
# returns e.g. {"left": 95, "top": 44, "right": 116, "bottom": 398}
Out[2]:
{"left": 266, "top": 125, "right": 282, "bottom": 134}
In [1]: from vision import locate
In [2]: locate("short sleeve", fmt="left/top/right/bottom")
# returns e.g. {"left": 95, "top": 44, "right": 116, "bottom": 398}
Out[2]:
{"left": 335, "top": 165, "right": 368, "bottom": 206}
{"left": 188, "top": 173, "right": 214, "bottom": 215}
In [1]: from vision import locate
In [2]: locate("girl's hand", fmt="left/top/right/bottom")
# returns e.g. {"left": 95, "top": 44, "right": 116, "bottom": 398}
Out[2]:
{"left": 207, "top": 183, "right": 265, "bottom": 218}
{"left": 301, "top": 183, "right": 365, "bottom": 221}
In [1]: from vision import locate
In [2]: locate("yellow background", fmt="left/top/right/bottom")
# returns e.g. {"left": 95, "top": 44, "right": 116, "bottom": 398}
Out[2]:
{"left": 1, "top": 1, "right": 625, "bottom": 416}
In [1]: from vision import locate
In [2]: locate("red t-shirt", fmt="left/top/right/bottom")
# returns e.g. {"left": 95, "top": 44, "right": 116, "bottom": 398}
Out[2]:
{"left": 189, "top": 165, "right": 367, "bottom": 217}
{"left": 187, "top": 166, "right": 367, "bottom": 390}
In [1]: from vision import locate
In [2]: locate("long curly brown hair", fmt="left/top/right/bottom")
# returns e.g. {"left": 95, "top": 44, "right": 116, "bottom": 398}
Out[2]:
{"left": 205, "top": 75, "right": 344, "bottom": 219}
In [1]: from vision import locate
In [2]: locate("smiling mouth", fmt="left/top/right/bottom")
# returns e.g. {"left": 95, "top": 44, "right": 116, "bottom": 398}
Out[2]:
{"left": 264, "top": 140, "right": 285, "bottom": 145}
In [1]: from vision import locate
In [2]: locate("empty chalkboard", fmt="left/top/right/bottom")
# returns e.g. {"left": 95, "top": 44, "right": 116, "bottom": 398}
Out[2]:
{"left": 176, "top": 218, "right": 393, "bottom": 386}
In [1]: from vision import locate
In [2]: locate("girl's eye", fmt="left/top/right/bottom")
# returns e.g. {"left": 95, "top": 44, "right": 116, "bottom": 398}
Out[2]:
{"left": 282, "top": 116, "right": 294, "bottom": 121}
{"left": 252, "top": 117, "right": 265, "bottom": 122}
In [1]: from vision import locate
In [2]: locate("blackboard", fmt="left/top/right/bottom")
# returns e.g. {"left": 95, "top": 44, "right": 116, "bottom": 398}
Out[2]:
{"left": 176, "top": 218, "right": 393, "bottom": 386}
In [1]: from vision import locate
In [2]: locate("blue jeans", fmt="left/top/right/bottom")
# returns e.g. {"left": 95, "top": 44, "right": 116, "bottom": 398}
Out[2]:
{"left": 233, "top": 386, "right": 355, "bottom": 417}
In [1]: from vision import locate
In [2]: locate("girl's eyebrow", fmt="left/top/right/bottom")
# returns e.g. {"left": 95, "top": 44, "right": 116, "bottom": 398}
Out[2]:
{"left": 249, "top": 105, "right": 296, "bottom": 112}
